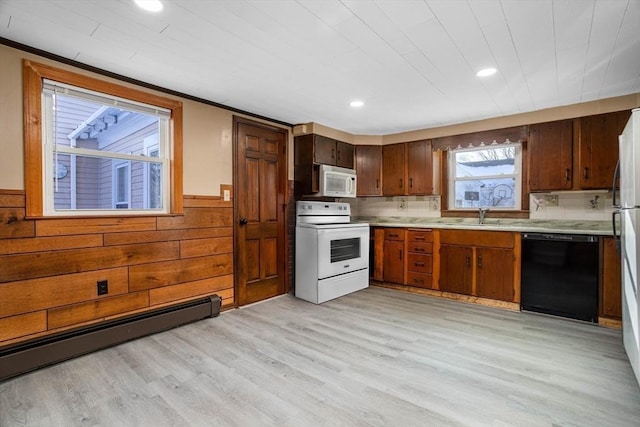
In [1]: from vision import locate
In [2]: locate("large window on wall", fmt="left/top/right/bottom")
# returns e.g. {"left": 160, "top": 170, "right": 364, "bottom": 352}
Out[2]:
{"left": 448, "top": 143, "right": 522, "bottom": 210}
{"left": 23, "top": 60, "right": 183, "bottom": 217}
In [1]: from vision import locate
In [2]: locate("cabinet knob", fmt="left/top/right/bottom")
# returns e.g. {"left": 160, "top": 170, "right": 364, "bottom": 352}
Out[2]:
{"left": 239, "top": 218, "right": 248, "bottom": 225}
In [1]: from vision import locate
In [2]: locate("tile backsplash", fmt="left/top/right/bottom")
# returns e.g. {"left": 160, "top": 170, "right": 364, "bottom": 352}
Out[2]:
{"left": 345, "top": 191, "right": 613, "bottom": 221}
{"left": 529, "top": 191, "right": 613, "bottom": 221}
{"left": 344, "top": 196, "right": 442, "bottom": 218}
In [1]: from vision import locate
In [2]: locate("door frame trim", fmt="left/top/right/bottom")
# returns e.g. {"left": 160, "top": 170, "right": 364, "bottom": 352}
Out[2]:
{"left": 232, "top": 116, "right": 289, "bottom": 307}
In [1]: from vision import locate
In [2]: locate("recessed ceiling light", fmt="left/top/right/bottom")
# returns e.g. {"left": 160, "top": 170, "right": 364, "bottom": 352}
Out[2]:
{"left": 350, "top": 100, "right": 364, "bottom": 108}
{"left": 134, "top": 0, "right": 163, "bottom": 12}
{"left": 476, "top": 68, "right": 497, "bottom": 77}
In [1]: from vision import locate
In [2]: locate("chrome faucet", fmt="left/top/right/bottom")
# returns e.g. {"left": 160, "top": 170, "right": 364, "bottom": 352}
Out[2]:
{"left": 478, "top": 207, "right": 489, "bottom": 224}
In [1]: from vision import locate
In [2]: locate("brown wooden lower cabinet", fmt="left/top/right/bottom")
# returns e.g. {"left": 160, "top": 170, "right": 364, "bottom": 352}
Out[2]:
{"left": 406, "top": 229, "right": 434, "bottom": 289}
{"left": 439, "top": 244, "right": 472, "bottom": 295}
{"left": 439, "top": 229, "right": 518, "bottom": 303}
{"left": 383, "top": 228, "right": 406, "bottom": 284}
{"left": 475, "top": 247, "right": 515, "bottom": 301}
{"left": 600, "top": 236, "right": 622, "bottom": 319}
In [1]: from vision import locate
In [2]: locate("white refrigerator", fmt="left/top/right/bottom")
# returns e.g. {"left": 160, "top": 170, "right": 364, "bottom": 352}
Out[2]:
{"left": 614, "top": 108, "right": 640, "bottom": 386}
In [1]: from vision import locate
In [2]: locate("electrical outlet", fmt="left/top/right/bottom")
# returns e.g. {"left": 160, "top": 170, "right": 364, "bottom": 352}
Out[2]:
{"left": 544, "top": 195, "right": 559, "bottom": 207}
{"left": 97, "top": 280, "right": 108, "bottom": 295}
{"left": 223, "top": 189, "right": 230, "bottom": 201}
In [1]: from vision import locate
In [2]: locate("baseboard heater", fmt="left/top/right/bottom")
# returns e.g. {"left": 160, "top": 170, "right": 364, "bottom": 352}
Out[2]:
{"left": 0, "top": 294, "right": 222, "bottom": 382}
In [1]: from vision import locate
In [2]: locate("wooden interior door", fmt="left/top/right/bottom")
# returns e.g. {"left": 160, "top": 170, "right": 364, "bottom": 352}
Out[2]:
{"left": 235, "top": 118, "right": 287, "bottom": 306}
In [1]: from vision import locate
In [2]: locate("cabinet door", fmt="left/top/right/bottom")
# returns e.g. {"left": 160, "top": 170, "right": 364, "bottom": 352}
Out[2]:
{"left": 439, "top": 245, "right": 472, "bottom": 295}
{"left": 313, "top": 135, "right": 336, "bottom": 165}
{"left": 382, "top": 143, "right": 406, "bottom": 196}
{"left": 600, "top": 236, "right": 622, "bottom": 319}
{"left": 383, "top": 240, "right": 405, "bottom": 284}
{"left": 355, "top": 145, "right": 382, "bottom": 196}
{"left": 528, "top": 120, "right": 573, "bottom": 191}
{"left": 336, "top": 141, "right": 354, "bottom": 169}
{"left": 475, "top": 247, "right": 514, "bottom": 302}
{"left": 370, "top": 228, "right": 385, "bottom": 281}
{"left": 407, "top": 140, "right": 433, "bottom": 195}
{"left": 576, "top": 111, "right": 630, "bottom": 189}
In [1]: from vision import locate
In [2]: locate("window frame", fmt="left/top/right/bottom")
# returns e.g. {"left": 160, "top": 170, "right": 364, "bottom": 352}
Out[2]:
{"left": 23, "top": 60, "right": 183, "bottom": 217}
{"left": 447, "top": 142, "right": 523, "bottom": 211}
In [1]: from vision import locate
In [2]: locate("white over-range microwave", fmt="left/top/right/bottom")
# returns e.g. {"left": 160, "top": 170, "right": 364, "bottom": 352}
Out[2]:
{"left": 318, "top": 164, "right": 357, "bottom": 198}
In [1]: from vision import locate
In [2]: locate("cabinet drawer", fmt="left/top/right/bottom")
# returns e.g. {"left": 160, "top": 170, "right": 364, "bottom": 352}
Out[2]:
{"left": 439, "top": 229, "right": 514, "bottom": 248}
{"left": 384, "top": 229, "right": 405, "bottom": 241}
{"left": 407, "top": 230, "right": 433, "bottom": 243}
{"left": 407, "top": 253, "right": 432, "bottom": 273}
{"left": 407, "top": 242, "right": 433, "bottom": 254}
{"left": 406, "top": 272, "right": 433, "bottom": 289}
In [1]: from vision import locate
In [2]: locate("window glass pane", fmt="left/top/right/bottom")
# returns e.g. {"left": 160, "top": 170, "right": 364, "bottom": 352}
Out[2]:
{"left": 147, "top": 150, "right": 162, "bottom": 209}
{"left": 453, "top": 178, "right": 516, "bottom": 208}
{"left": 55, "top": 92, "right": 160, "bottom": 156}
{"left": 454, "top": 146, "right": 515, "bottom": 178}
{"left": 52, "top": 154, "right": 164, "bottom": 211}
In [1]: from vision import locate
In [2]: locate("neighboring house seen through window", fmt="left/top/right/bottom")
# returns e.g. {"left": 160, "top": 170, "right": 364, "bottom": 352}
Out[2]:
{"left": 43, "top": 81, "right": 170, "bottom": 214}
{"left": 22, "top": 60, "right": 183, "bottom": 217}
{"left": 448, "top": 143, "right": 522, "bottom": 210}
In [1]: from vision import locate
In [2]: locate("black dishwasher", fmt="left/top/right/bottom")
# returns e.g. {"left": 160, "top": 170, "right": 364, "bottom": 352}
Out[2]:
{"left": 521, "top": 233, "right": 599, "bottom": 322}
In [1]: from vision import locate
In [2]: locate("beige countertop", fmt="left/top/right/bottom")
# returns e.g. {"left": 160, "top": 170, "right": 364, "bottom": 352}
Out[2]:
{"left": 356, "top": 216, "right": 615, "bottom": 236}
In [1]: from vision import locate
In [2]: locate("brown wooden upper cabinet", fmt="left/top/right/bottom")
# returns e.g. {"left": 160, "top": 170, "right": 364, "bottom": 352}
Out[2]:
{"left": 382, "top": 140, "right": 434, "bottom": 196}
{"left": 294, "top": 133, "right": 355, "bottom": 196}
{"left": 407, "top": 139, "right": 433, "bottom": 195}
{"left": 355, "top": 145, "right": 382, "bottom": 196}
{"left": 382, "top": 143, "right": 406, "bottom": 196}
{"left": 528, "top": 119, "right": 573, "bottom": 192}
{"left": 309, "top": 134, "right": 354, "bottom": 169}
{"left": 529, "top": 111, "right": 630, "bottom": 192}
{"left": 574, "top": 110, "right": 630, "bottom": 190}
{"left": 295, "top": 134, "right": 354, "bottom": 169}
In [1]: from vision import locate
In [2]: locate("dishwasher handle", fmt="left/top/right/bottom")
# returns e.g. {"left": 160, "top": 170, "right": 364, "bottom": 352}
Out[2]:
{"left": 521, "top": 233, "right": 598, "bottom": 243}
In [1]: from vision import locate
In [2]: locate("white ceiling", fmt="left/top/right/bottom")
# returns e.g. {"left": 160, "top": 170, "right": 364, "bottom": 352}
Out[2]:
{"left": 1, "top": 0, "right": 639, "bottom": 135}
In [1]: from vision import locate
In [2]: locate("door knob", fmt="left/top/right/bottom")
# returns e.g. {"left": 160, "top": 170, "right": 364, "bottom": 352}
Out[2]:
{"left": 239, "top": 218, "right": 248, "bottom": 225}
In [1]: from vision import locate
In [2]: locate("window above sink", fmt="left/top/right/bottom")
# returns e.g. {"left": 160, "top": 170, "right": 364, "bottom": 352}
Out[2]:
{"left": 447, "top": 142, "right": 523, "bottom": 211}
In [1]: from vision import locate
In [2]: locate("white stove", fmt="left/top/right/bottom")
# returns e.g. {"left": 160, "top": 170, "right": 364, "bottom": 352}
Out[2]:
{"left": 295, "top": 201, "right": 370, "bottom": 304}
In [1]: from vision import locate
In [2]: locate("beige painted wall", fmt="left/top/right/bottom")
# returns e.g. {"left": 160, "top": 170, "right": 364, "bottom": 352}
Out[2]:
{"left": 0, "top": 44, "right": 294, "bottom": 194}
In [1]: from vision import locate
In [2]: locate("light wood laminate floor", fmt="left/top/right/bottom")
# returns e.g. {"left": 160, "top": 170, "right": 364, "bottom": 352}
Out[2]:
{"left": 1, "top": 286, "right": 639, "bottom": 426}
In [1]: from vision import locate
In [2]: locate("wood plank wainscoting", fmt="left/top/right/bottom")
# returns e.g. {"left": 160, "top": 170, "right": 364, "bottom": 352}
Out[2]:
{"left": 0, "top": 187, "right": 234, "bottom": 348}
